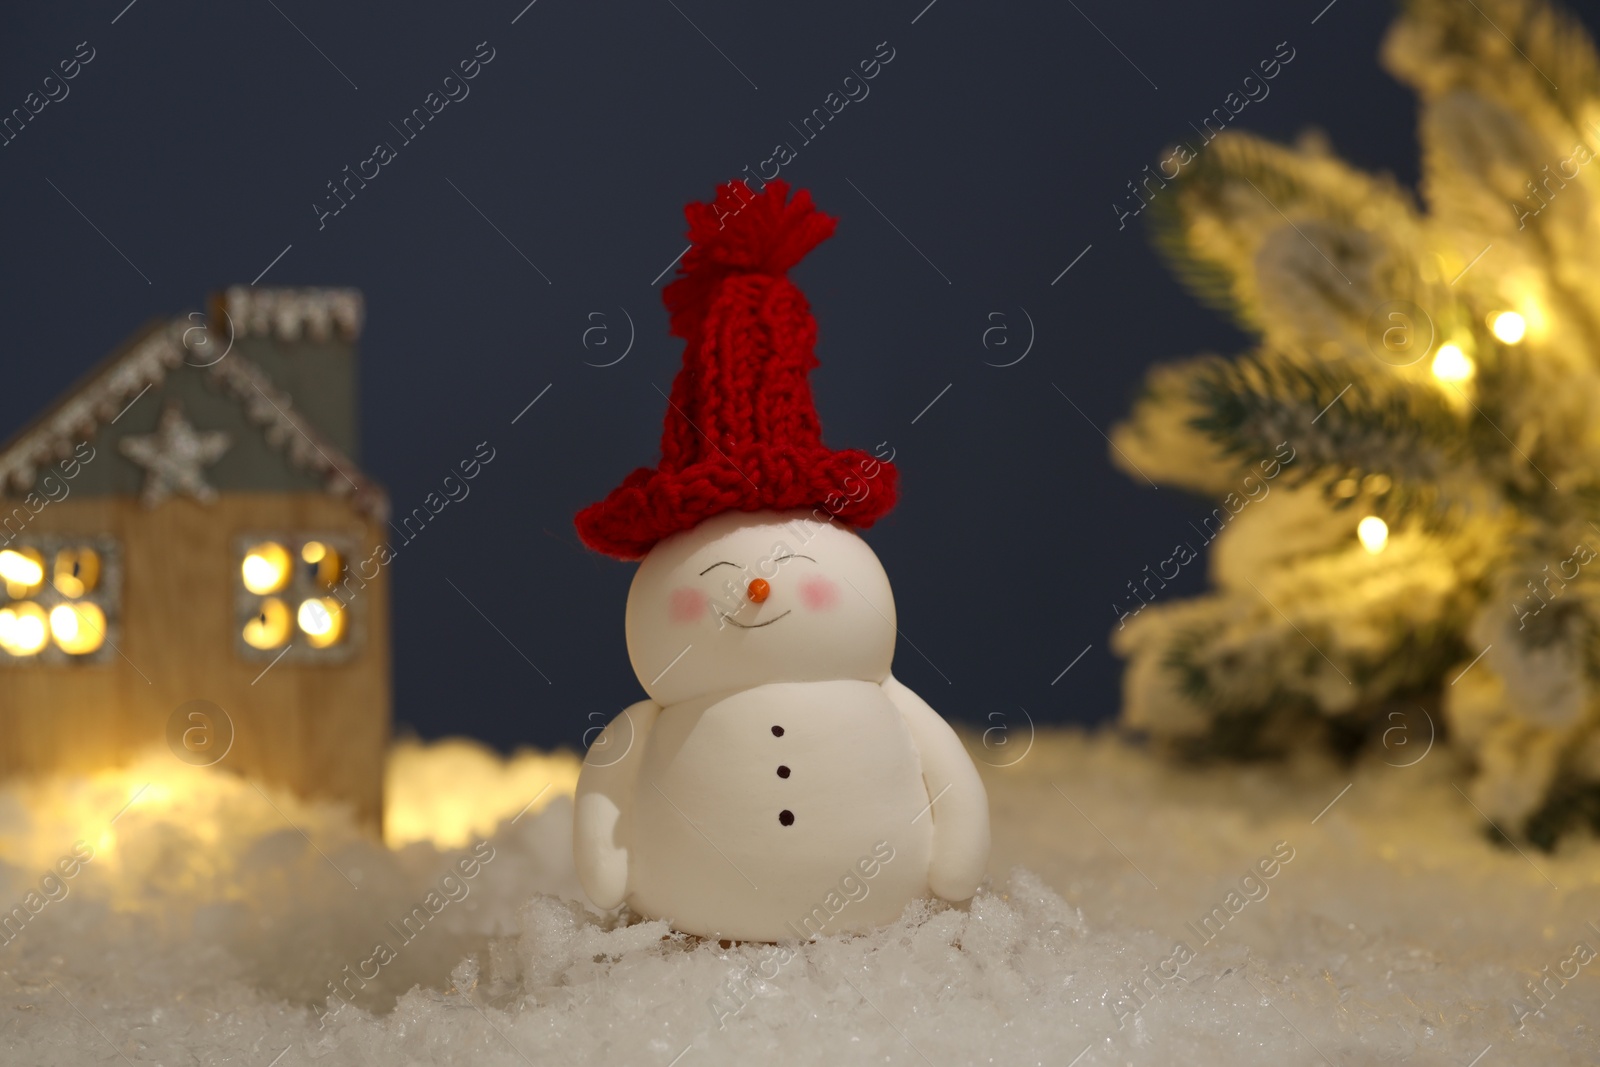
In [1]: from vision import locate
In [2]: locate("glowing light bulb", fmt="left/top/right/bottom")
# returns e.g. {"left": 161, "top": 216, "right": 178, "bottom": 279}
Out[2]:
{"left": 0, "top": 549, "right": 44, "bottom": 588}
{"left": 1489, "top": 310, "right": 1526, "bottom": 344}
{"left": 1357, "top": 515, "right": 1389, "bottom": 554}
{"left": 241, "top": 542, "right": 291, "bottom": 594}
{"left": 50, "top": 602, "right": 106, "bottom": 655}
{"left": 1430, "top": 344, "right": 1474, "bottom": 383}
{"left": 297, "top": 597, "right": 345, "bottom": 648}
{"left": 301, "top": 541, "right": 327, "bottom": 564}
{"left": 0, "top": 602, "right": 49, "bottom": 656}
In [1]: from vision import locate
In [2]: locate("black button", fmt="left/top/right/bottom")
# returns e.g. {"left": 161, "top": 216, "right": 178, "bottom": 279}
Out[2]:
{"left": 771, "top": 725, "right": 784, "bottom": 737}
{"left": 776, "top": 765, "right": 790, "bottom": 778}
{"left": 778, "top": 809, "right": 795, "bottom": 826}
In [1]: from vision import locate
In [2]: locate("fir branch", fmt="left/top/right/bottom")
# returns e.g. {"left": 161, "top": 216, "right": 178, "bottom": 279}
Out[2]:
{"left": 1187, "top": 351, "right": 1464, "bottom": 486}
{"left": 1110, "top": 0, "right": 1600, "bottom": 841}
{"left": 1524, "top": 777, "right": 1600, "bottom": 851}
{"left": 1148, "top": 131, "right": 1425, "bottom": 334}
{"left": 1162, "top": 625, "right": 1317, "bottom": 723}
{"left": 1385, "top": 0, "right": 1600, "bottom": 130}
{"left": 1110, "top": 357, "right": 1255, "bottom": 497}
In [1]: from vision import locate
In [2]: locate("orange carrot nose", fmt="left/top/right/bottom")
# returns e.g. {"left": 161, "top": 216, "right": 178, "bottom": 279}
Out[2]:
{"left": 747, "top": 578, "right": 771, "bottom": 603}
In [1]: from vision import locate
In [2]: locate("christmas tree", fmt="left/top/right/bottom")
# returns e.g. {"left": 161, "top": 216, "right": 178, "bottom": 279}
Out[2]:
{"left": 1111, "top": 0, "right": 1600, "bottom": 845}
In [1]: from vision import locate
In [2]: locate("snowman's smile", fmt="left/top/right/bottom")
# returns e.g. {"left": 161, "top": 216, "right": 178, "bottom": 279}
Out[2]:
{"left": 718, "top": 609, "right": 792, "bottom": 629}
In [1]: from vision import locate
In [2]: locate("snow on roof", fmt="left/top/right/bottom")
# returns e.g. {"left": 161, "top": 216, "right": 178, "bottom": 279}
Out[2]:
{"left": 0, "top": 290, "right": 388, "bottom": 522}
{"left": 214, "top": 285, "right": 364, "bottom": 343}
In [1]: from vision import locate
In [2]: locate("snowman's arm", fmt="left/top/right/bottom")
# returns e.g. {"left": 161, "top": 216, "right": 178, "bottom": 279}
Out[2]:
{"left": 882, "top": 674, "right": 990, "bottom": 901}
{"left": 573, "top": 700, "right": 659, "bottom": 911}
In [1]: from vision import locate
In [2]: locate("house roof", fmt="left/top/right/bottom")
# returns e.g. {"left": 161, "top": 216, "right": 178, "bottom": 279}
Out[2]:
{"left": 0, "top": 289, "right": 389, "bottom": 522}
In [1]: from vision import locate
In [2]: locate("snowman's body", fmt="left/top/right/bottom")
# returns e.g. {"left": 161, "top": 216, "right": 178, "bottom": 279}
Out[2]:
{"left": 575, "top": 510, "right": 990, "bottom": 942}
{"left": 632, "top": 681, "right": 933, "bottom": 938}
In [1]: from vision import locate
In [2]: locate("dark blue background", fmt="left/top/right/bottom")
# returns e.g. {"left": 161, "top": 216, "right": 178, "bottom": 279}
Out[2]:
{"left": 1, "top": 0, "right": 1441, "bottom": 752}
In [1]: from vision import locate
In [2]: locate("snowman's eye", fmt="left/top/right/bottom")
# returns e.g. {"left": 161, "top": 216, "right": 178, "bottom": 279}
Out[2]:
{"left": 698, "top": 561, "right": 740, "bottom": 576}
{"left": 771, "top": 554, "right": 816, "bottom": 564}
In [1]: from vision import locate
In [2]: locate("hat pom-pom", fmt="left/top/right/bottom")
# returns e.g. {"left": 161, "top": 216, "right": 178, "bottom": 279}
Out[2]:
{"left": 665, "top": 180, "right": 835, "bottom": 340}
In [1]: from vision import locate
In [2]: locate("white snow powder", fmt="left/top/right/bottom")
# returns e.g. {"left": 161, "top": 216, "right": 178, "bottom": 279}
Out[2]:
{"left": 1, "top": 730, "right": 1595, "bottom": 1065}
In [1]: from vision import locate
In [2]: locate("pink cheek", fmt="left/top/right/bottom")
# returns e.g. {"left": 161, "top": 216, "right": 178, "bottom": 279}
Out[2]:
{"left": 668, "top": 588, "right": 708, "bottom": 623}
{"left": 799, "top": 575, "right": 839, "bottom": 612}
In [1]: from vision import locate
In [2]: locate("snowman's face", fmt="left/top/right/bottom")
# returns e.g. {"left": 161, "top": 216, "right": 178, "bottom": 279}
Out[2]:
{"left": 625, "top": 509, "right": 896, "bottom": 705}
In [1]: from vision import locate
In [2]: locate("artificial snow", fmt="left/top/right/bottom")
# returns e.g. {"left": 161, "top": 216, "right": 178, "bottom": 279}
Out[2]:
{"left": 2, "top": 729, "right": 1597, "bottom": 1065}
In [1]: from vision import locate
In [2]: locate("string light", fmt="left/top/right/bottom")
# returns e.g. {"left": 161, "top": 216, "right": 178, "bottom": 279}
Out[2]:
{"left": 1357, "top": 515, "right": 1389, "bottom": 554}
{"left": 1488, "top": 310, "right": 1526, "bottom": 344}
{"left": 1430, "top": 344, "right": 1475, "bottom": 383}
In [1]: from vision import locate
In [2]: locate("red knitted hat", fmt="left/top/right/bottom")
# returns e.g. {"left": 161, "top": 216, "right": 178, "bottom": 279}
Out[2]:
{"left": 575, "top": 179, "right": 898, "bottom": 559}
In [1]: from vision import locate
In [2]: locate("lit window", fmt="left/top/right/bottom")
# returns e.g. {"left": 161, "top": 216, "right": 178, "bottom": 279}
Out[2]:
{"left": 297, "top": 596, "right": 346, "bottom": 648}
{"left": 0, "top": 537, "right": 119, "bottom": 665}
{"left": 236, "top": 534, "right": 357, "bottom": 663}
{"left": 0, "top": 547, "right": 45, "bottom": 600}
{"left": 242, "top": 542, "right": 292, "bottom": 594}
{"left": 0, "top": 603, "right": 48, "bottom": 657}
{"left": 301, "top": 541, "right": 344, "bottom": 590}
{"left": 49, "top": 602, "right": 106, "bottom": 655}
{"left": 53, "top": 548, "right": 100, "bottom": 598}
{"left": 242, "top": 597, "right": 292, "bottom": 649}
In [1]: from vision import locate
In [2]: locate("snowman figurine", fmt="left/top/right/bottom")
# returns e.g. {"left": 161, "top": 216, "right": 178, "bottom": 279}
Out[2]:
{"left": 572, "top": 181, "right": 989, "bottom": 942}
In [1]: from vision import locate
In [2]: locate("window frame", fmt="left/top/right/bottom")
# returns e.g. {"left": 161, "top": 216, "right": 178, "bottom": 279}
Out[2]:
{"left": 0, "top": 535, "right": 122, "bottom": 666}
{"left": 233, "top": 532, "right": 364, "bottom": 665}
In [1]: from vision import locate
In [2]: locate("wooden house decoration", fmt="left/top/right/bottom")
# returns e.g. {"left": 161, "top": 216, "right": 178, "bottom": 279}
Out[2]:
{"left": 0, "top": 288, "right": 391, "bottom": 828}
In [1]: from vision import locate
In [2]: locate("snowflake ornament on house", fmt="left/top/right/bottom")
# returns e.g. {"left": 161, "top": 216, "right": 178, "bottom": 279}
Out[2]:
{"left": 573, "top": 181, "right": 990, "bottom": 942}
